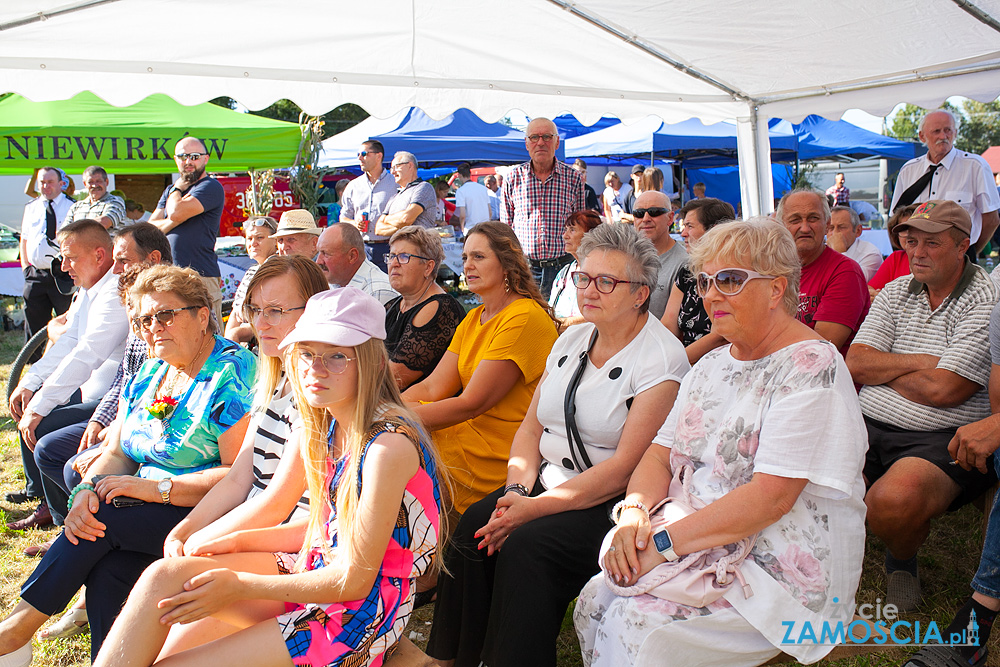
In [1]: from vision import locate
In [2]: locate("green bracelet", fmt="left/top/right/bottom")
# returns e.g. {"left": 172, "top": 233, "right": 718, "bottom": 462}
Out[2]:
{"left": 68, "top": 482, "right": 95, "bottom": 510}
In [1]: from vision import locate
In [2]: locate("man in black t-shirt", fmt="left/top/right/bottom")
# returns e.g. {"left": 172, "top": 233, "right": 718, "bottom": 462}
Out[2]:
{"left": 149, "top": 137, "right": 225, "bottom": 320}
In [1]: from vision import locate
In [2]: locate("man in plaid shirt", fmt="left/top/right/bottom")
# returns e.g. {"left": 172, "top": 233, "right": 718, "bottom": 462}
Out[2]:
{"left": 500, "top": 117, "right": 585, "bottom": 296}
{"left": 826, "top": 172, "right": 851, "bottom": 206}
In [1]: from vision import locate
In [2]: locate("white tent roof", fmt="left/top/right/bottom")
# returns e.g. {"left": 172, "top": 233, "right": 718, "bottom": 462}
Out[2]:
{"left": 2, "top": 0, "right": 998, "bottom": 212}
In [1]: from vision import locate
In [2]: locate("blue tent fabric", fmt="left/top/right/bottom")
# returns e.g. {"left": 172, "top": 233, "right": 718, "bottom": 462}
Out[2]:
{"left": 686, "top": 164, "right": 796, "bottom": 212}
{"left": 367, "top": 108, "right": 563, "bottom": 166}
{"left": 553, "top": 114, "right": 621, "bottom": 139}
{"left": 768, "top": 115, "right": 923, "bottom": 161}
{"left": 565, "top": 116, "right": 798, "bottom": 166}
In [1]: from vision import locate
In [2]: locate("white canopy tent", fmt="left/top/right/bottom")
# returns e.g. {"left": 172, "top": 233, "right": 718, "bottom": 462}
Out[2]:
{"left": 1, "top": 0, "right": 998, "bottom": 215}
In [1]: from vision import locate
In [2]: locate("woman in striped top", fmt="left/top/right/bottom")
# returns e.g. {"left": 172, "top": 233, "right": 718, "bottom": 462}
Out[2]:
{"left": 163, "top": 255, "right": 328, "bottom": 559}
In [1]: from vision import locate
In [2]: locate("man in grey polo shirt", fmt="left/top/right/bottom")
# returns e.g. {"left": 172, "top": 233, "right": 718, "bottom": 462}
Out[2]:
{"left": 374, "top": 151, "right": 437, "bottom": 272}
{"left": 847, "top": 200, "right": 999, "bottom": 612}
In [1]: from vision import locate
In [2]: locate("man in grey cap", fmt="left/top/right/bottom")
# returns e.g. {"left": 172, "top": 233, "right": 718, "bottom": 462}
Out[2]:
{"left": 272, "top": 209, "right": 322, "bottom": 259}
{"left": 847, "top": 199, "right": 999, "bottom": 612}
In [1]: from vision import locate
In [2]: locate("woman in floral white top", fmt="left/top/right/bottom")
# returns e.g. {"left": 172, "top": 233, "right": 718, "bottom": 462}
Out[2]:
{"left": 575, "top": 218, "right": 868, "bottom": 666}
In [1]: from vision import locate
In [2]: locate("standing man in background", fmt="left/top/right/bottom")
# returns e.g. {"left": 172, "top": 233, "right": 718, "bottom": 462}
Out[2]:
{"left": 501, "top": 117, "right": 584, "bottom": 296}
{"left": 19, "top": 166, "right": 75, "bottom": 352}
{"left": 149, "top": 136, "right": 225, "bottom": 320}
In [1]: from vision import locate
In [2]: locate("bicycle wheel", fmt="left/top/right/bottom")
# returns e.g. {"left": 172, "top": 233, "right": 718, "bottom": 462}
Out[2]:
{"left": 6, "top": 328, "right": 49, "bottom": 404}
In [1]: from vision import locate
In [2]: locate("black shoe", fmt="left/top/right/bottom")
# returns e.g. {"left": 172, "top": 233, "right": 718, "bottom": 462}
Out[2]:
{"left": 4, "top": 489, "right": 40, "bottom": 504}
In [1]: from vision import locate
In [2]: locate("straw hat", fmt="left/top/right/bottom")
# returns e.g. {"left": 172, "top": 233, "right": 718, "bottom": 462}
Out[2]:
{"left": 272, "top": 209, "right": 322, "bottom": 238}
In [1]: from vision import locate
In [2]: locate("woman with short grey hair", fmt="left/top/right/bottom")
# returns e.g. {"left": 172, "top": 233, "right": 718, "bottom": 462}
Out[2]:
{"left": 427, "top": 223, "right": 690, "bottom": 667}
{"left": 384, "top": 225, "right": 465, "bottom": 389}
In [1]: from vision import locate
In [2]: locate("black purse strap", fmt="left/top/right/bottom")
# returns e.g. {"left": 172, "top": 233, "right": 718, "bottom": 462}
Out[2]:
{"left": 563, "top": 328, "right": 599, "bottom": 472}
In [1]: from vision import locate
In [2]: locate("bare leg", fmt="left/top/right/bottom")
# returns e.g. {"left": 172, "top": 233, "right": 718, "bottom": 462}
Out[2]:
{"left": 155, "top": 618, "right": 292, "bottom": 667}
{"left": 865, "top": 457, "right": 960, "bottom": 559}
{"left": 0, "top": 600, "right": 49, "bottom": 655}
{"left": 159, "top": 617, "right": 242, "bottom": 660}
{"left": 39, "top": 587, "right": 87, "bottom": 640}
{"left": 94, "top": 553, "right": 282, "bottom": 667}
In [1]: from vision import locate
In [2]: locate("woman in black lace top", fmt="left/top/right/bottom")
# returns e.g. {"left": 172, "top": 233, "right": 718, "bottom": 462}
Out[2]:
{"left": 384, "top": 226, "right": 466, "bottom": 389}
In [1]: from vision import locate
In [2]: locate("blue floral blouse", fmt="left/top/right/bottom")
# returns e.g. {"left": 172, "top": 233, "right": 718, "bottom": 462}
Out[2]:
{"left": 120, "top": 335, "right": 256, "bottom": 480}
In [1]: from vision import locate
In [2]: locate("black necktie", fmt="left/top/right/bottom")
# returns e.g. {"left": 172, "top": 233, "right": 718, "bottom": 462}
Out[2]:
{"left": 894, "top": 164, "right": 938, "bottom": 211}
{"left": 45, "top": 199, "right": 57, "bottom": 241}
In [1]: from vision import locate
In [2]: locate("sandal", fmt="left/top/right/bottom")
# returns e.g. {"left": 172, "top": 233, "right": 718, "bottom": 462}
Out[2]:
{"left": 413, "top": 585, "right": 437, "bottom": 609}
{"left": 40, "top": 607, "right": 88, "bottom": 640}
{"left": 903, "top": 645, "right": 987, "bottom": 667}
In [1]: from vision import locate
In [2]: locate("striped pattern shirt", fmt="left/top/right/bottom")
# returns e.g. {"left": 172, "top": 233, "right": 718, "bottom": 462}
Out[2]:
{"left": 64, "top": 193, "right": 126, "bottom": 227}
{"left": 500, "top": 160, "right": 585, "bottom": 260}
{"left": 248, "top": 376, "right": 310, "bottom": 522}
{"left": 856, "top": 263, "right": 998, "bottom": 430}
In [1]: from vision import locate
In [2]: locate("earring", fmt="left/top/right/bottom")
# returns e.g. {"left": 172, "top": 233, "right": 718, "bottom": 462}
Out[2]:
{"left": 504, "top": 275, "right": 511, "bottom": 293}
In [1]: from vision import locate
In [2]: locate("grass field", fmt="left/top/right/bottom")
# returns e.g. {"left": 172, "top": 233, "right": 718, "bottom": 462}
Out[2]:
{"left": 0, "top": 325, "right": 996, "bottom": 666}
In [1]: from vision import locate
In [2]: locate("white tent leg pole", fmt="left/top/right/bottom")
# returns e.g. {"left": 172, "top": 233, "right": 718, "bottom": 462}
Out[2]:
{"left": 736, "top": 106, "right": 774, "bottom": 218}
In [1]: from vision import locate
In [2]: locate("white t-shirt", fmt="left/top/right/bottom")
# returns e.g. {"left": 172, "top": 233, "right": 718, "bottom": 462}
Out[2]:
{"left": 455, "top": 180, "right": 492, "bottom": 231}
{"left": 536, "top": 316, "right": 689, "bottom": 489}
{"left": 841, "top": 238, "right": 883, "bottom": 282}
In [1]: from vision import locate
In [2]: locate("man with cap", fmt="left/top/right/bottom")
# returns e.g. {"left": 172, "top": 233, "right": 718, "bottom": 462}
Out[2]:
{"left": 847, "top": 200, "right": 1000, "bottom": 612}
{"left": 619, "top": 164, "right": 646, "bottom": 222}
{"left": 272, "top": 209, "right": 322, "bottom": 259}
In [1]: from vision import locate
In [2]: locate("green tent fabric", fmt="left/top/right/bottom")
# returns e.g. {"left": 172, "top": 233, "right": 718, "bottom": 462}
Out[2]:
{"left": 0, "top": 92, "right": 301, "bottom": 174}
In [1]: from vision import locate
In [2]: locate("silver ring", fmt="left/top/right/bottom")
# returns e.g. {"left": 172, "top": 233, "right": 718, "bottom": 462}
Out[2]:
{"left": 609, "top": 545, "right": 617, "bottom": 552}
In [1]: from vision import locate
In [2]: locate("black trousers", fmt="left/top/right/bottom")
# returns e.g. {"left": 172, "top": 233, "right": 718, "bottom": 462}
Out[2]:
{"left": 22, "top": 266, "right": 72, "bottom": 353}
{"left": 426, "top": 483, "right": 614, "bottom": 667}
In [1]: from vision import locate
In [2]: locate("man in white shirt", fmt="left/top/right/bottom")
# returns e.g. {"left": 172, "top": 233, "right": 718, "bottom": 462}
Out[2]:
{"left": 453, "top": 162, "right": 492, "bottom": 233}
{"left": 890, "top": 110, "right": 1000, "bottom": 254}
{"left": 7, "top": 220, "right": 128, "bottom": 531}
{"left": 828, "top": 205, "right": 884, "bottom": 281}
{"left": 20, "top": 166, "right": 76, "bottom": 350}
{"left": 316, "top": 223, "right": 399, "bottom": 305}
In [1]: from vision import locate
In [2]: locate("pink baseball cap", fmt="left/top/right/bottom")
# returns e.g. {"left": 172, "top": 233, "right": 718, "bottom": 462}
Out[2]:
{"left": 279, "top": 287, "right": 386, "bottom": 350}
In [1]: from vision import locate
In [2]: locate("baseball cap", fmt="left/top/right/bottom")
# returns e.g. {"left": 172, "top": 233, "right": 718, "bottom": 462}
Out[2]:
{"left": 272, "top": 209, "right": 322, "bottom": 238}
{"left": 896, "top": 200, "right": 971, "bottom": 237}
{"left": 631, "top": 165, "right": 645, "bottom": 175}
{"left": 279, "top": 288, "right": 386, "bottom": 350}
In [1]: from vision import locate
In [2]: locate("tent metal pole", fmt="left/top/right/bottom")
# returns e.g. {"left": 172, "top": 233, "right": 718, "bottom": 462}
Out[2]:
{"left": 949, "top": 0, "right": 1000, "bottom": 34}
{"left": 757, "top": 61, "right": 1000, "bottom": 106}
{"left": 0, "top": 0, "right": 122, "bottom": 31}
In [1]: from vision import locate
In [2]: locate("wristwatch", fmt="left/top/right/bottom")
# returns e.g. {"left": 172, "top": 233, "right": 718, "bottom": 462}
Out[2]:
{"left": 652, "top": 526, "right": 680, "bottom": 562}
{"left": 157, "top": 478, "right": 173, "bottom": 505}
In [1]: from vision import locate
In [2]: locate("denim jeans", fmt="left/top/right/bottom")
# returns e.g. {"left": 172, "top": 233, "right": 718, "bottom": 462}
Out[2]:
{"left": 972, "top": 454, "right": 1000, "bottom": 599}
{"left": 530, "top": 259, "right": 571, "bottom": 300}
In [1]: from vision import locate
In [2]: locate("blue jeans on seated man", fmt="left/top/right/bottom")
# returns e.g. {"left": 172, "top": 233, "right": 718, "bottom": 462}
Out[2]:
{"left": 33, "top": 410, "right": 98, "bottom": 525}
{"left": 972, "top": 453, "right": 1000, "bottom": 600}
{"left": 17, "top": 391, "right": 89, "bottom": 500}
{"left": 530, "top": 263, "right": 564, "bottom": 300}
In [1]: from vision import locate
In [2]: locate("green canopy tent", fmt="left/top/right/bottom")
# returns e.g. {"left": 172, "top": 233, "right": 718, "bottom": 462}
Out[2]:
{"left": 0, "top": 92, "right": 301, "bottom": 174}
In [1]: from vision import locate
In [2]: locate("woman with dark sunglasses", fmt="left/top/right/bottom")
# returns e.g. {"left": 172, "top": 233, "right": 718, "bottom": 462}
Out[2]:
{"left": 577, "top": 218, "right": 867, "bottom": 667}
{"left": 0, "top": 265, "right": 256, "bottom": 666}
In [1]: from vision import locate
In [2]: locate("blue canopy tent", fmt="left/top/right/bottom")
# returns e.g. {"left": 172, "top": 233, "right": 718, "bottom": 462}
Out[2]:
{"left": 769, "top": 115, "right": 924, "bottom": 161}
{"left": 686, "top": 165, "right": 797, "bottom": 213}
{"left": 565, "top": 116, "right": 799, "bottom": 167}
{"left": 319, "top": 107, "right": 562, "bottom": 169}
{"left": 553, "top": 114, "right": 621, "bottom": 139}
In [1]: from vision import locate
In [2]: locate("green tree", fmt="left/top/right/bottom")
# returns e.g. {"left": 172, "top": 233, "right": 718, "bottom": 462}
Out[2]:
{"left": 207, "top": 97, "right": 368, "bottom": 139}
{"left": 887, "top": 98, "right": 1000, "bottom": 154}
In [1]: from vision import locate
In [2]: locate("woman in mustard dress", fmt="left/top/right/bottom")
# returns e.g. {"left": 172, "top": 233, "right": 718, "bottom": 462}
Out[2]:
{"left": 404, "top": 221, "right": 558, "bottom": 515}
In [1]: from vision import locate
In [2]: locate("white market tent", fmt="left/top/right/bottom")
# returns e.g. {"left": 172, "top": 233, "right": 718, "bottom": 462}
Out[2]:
{"left": 1, "top": 0, "right": 998, "bottom": 216}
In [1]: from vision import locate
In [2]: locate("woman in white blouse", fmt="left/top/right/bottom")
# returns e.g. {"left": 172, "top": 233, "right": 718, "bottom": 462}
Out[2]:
{"left": 426, "top": 223, "right": 690, "bottom": 667}
{"left": 576, "top": 218, "right": 867, "bottom": 667}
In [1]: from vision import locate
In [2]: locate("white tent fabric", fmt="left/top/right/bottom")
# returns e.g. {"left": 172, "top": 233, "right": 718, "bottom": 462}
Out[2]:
{"left": 318, "top": 109, "right": 410, "bottom": 169}
{"left": 2, "top": 0, "right": 998, "bottom": 214}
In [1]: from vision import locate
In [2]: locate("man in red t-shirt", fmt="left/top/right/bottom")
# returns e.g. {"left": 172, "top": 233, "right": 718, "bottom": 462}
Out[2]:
{"left": 777, "top": 189, "right": 870, "bottom": 356}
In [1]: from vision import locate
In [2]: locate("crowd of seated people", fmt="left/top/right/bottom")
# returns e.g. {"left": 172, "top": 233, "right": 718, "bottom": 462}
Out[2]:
{"left": 4, "top": 134, "right": 1000, "bottom": 667}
